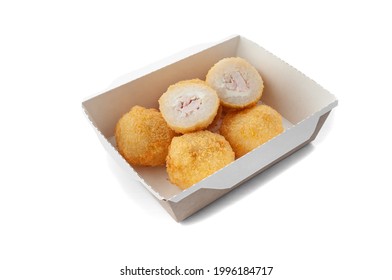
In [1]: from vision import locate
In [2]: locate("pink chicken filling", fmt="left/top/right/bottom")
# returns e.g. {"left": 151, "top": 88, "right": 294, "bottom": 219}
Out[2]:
{"left": 223, "top": 71, "right": 249, "bottom": 92}
{"left": 176, "top": 96, "right": 202, "bottom": 117}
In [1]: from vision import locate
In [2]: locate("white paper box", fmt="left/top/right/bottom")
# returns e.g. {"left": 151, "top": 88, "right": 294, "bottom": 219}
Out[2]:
{"left": 82, "top": 35, "right": 338, "bottom": 222}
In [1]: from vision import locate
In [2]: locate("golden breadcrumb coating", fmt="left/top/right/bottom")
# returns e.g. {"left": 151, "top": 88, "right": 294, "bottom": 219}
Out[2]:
{"left": 115, "top": 105, "right": 177, "bottom": 166}
{"left": 220, "top": 105, "right": 283, "bottom": 158}
{"left": 158, "top": 79, "right": 220, "bottom": 134}
{"left": 166, "top": 130, "right": 235, "bottom": 189}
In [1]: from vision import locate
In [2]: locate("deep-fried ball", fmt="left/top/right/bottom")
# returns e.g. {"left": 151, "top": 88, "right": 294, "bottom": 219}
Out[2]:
{"left": 115, "top": 105, "right": 177, "bottom": 166}
{"left": 220, "top": 104, "right": 284, "bottom": 158}
{"left": 206, "top": 57, "right": 264, "bottom": 109}
{"left": 166, "top": 130, "right": 235, "bottom": 189}
{"left": 159, "top": 79, "right": 220, "bottom": 134}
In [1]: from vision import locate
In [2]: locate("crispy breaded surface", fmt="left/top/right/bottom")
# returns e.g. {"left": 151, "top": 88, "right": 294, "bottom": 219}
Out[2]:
{"left": 115, "top": 106, "right": 177, "bottom": 166}
{"left": 158, "top": 79, "right": 219, "bottom": 134}
{"left": 166, "top": 130, "right": 235, "bottom": 189}
{"left": 220, "top": 105, "right": 283, "bottom": 158}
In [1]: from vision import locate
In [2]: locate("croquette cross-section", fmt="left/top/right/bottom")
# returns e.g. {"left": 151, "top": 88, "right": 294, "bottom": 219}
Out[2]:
{"left": 115, "top": 106, "right": 177, "bottom": 166}
{"left": 159, "top": 79, "right": 220, "bottom": 134}
{"left": 206, "top": 57, "right": 264, "bottom": 109}
{"left": 166, "top": 131, "right": 235, "bottom": 189}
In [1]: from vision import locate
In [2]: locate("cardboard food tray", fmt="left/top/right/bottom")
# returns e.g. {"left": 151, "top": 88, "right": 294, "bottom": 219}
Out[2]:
{"left": 82, "top": 35, "right": 338, "bottom": 222}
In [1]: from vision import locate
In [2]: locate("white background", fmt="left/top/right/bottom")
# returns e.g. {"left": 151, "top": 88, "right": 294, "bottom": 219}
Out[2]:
{"left": 1, "top": 1, "right": 391, "bottom": 279}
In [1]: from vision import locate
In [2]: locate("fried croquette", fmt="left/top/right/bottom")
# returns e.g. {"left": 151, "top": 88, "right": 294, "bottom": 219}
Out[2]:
{"left": 115, "top": 105, "right": 177, "bottom": 166}
{"left": 206, "top": 57, "right": 264, "bottom": 109}
{"left": 159, "top": 79, "right": 220, "bottom": 134}
{"left": 166, "top": 130, "right": 235, "bottom": 189}
{"left": 220, "top": 104, "right": 284, "bottom": 158}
